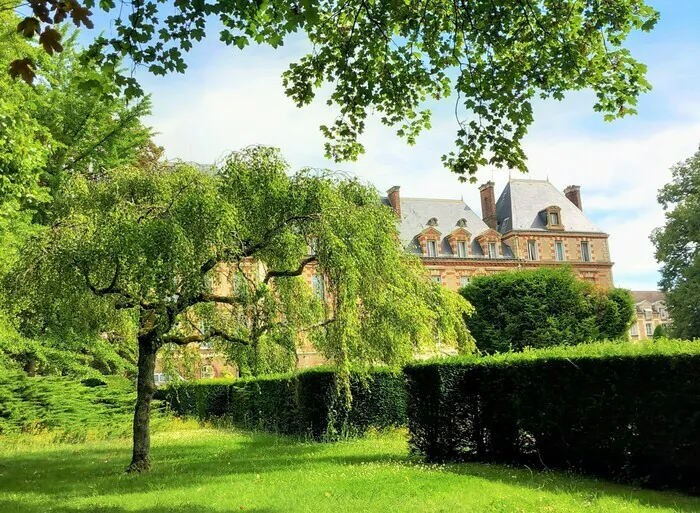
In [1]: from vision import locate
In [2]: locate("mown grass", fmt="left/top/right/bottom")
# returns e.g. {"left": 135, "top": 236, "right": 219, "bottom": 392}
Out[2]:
{"left": 1, "top": 427, "right": 699, "bottom": 513}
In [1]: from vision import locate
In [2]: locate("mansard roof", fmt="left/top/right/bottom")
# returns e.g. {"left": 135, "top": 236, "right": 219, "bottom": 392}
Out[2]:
{"left": 382, "top": 196, "right": 514, "bottom": 258}
{"left": 630, "top": 291, "right": 666, "bottom": 304}
{"left": 495, "top": 179, "right": 602, "bottom": 234}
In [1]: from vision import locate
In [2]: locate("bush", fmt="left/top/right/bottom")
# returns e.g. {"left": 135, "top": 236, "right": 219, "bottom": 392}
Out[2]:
{"left": 460, "top": 268, "right": 635, "bottom": 353}
{"left": 160, "top": 368, "right": 406, "bottom": 439}
{"left": 404, "top": 340, "right": 700, "bottom": 493}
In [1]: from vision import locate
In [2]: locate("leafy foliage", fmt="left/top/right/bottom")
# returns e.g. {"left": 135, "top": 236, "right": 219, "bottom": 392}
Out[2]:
{"left": 11, "top": 2, "right": 658, "bottom": 178}
{"left": 4, "top": 146, "right": 473, "bottom": 469}
{"left": 159, "top": 368, "right": 407, "bottom": 439}
{"left": 651, "top": 145, "right": 700, "bottom": 340}
{"left": 0, "top": 11, "right": 153, "bottom": 216}
{"left": 405, "top": 338, "right": 700, "bottom": 493}
{"left": 460, "top": 267, "right": 634, "bottom": 353}
{"left": 0, "top": 370, "right": 168, "bottom": 440}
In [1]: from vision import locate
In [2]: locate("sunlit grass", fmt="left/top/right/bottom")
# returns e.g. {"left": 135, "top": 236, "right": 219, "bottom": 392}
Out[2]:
{"left": 1, "top": 427, "right": 698, "bottom": 512}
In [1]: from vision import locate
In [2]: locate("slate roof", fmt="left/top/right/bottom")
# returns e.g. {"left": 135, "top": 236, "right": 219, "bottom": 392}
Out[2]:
{"left": 382, "top": 196, "right": 515, "bottom": 258}
{"left": 495, "top": 179, "right": 602, "bottom": 234}
{"left": 630, "top": 291, "right": 666, "bottom": 304}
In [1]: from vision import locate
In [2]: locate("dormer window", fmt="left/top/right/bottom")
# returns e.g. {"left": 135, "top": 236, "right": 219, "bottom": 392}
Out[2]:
{"left": 487, "top": 242, "right": 498, "bottom": 258}
{"left": 544, "top": 206, "right": 563, "bottom": 230}
{"left": 427, "top": 217, "right": 438, "bottom": 227}
{"left": 457, "top": 218, "right": 468, "bottom": 228}
{"left": 427, "top": 240, "right": 438, "bottom": 257}
{"left": 457, "top": 241, "right": 467, "bottom": 258}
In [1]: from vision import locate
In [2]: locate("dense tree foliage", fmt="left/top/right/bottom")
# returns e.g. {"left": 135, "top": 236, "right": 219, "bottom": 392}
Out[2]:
{"left": 5, "top": 146, "right": 473, "bottom": 471}
{"left": 10, "top": 1, "right": 658, "bottom": 178}
{"left": 651, "top": 145, "right": 700, "bottom": 340}
{"left": 0, "top": 11, "right": 152, "bottom": 216}
{"left": 460, "top": 267, "right": 634, "bottom": 353}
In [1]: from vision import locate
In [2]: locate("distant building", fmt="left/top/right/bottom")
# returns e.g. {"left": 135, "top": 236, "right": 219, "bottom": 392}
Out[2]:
{"left": 629, "top": 291, "right": 670, "bottom": 340}
{"left": 382, "top": 179, "right": 614, "bottom": 290}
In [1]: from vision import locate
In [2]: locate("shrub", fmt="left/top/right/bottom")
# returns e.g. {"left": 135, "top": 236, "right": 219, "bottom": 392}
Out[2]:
{"left": 161, "top": 368, "right": 406, "bottom": 439}
{"left": 460, "top": 268, "right": 635, "bottom": 353}
{"left": 404, "top": 339, "right": 700, "bottom": 493}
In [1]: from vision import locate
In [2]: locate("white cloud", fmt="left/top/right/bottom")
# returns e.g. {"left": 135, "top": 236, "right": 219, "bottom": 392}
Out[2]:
{"left": 144, "top": 40, "right": 700, "bottom": 291}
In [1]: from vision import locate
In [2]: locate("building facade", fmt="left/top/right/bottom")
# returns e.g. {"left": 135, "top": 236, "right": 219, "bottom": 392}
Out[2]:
{"left": 383, "top": 179, "right": 614, "bottom": 291}
{"left": 628, "top": 291, "right": 670, "bottom": 340}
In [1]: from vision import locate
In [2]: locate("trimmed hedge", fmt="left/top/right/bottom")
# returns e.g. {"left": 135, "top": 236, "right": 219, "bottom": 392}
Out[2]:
{"left": 405, "top": 340, "right": 700, "bottom": 493}
{"left": 160, "top": 367, "right": 406, "bottom": 439}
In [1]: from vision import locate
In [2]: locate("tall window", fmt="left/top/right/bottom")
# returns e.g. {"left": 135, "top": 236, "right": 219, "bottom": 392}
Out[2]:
{"left": 487, "top": 242, "right": 498, "bottom": 258}
{"left": 427, "top": 240, "right": 438, "bottom": 257}
{"left": 457, "top": 241, "right": 467, "bottom": 258}
{"left": 645, "top": 323, "right": 653, "bottom": 337}
{"left": 312, "top": 274, "right": 325, "bottom": 301}
{"left": 549, "top": 212, "right": 560, "bottom": 226}
{"left": 308, "top": 237, "right": 318, "bottom": 255}
{"left": 527, "top": 240, "right": 538, "bottom": 260}
{"left": 644, "top": 309, "right": 652, "bottom": 321}
{"left": 659, "top": 308, "right": 668, "bottom": 320}
{"left": 459, "top": 276, "right": 470, "bottom": 288}
{"left": 580, "top": 241, "right": 591, "bottom": 262}
{"left": 555, "top": 240, "right": 565, "bottom": 261}
{"left": 630, "top": 323, "right": 639, "bottom": 337}
{"left": 431, "top": 275, "right": 442, "bottom": 284}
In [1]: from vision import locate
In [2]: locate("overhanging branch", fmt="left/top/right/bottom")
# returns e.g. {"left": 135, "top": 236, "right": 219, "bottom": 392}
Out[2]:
{"left": 263, "top": 256, "right": 317, "bottom": 284}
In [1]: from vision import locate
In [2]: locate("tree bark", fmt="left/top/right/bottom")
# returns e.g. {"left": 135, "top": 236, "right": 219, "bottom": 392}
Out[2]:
{"left": 127, "top": 335, "right": 158, "bottom": 472}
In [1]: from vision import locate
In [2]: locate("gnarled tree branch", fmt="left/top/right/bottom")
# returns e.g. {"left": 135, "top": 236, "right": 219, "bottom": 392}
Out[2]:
{"left": 263, "top": 256, "right": 317, "bottom": 284}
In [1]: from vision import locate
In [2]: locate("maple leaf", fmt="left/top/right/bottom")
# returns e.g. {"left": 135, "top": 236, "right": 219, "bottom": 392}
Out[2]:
{"left": 9, "top": 58, "right": 36, "bottom": 84}
{"left": 70, "top": 4, "right": 94, "bottom": 29}
{"left": 17, "top": 17, "right": 41, "bottom": 38}
{"left": 39, "top": 28, "right": 64, "bottom": 55}
{"left": 31, "top": 1, "right": 53, "bottom": 23}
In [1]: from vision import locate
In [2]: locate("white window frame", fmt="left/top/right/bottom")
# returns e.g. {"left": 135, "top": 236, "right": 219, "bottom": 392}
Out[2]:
{"left": 555, "top": 240, "right": 565, "bottom": 261}
{"left": 487, "top": 242, "right": 498, "bottom": 259}
{"left": 580, "top": 241, "right": 591, "bottom": 262}
{"left": 427, "top": 240, "right": 438, "bottom": 257}
{"left": 459, "top": 276, "right": 470, "bottom": 288}
{"left": 645, "top": 323, "right": 653, "bottom": 336}
{"left": 457, "top": 241, "right": 467, "bottom": 258}
{"left": 659, "top": 308, "right": 667, "bottom": 320}
{"left": 644, "top": 309, "right": 652, "bottom": 321}
{"left": 527, "top": 240, "right": 538, "bottom": 261}
{"left": 549, "top": 212, "right": 560, "bottom": 226}
{"left": 630, "top": 323, "right": 639, "bottom": 337}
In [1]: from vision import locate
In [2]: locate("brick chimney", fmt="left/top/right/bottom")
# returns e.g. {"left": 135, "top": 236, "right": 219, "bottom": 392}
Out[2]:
{"left": 479, "top": 181, "right": 497, "bottom": 230}
{"left": 564, "top": 185, "right": 582, "bottom": 210}
{"left": 386, "top": 186, "right": 401, "bottom": 217}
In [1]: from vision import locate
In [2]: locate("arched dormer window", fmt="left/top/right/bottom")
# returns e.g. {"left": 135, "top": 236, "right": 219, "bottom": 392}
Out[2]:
{"left": 427, "top": 217, "right": 438, "bottom": 227}
{"left": 457, "top": 218, "right": 468, "bottom": 228}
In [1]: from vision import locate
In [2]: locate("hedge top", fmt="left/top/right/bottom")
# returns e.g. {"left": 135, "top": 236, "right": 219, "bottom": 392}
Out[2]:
{"left": 405, "top": 338, "right": 700, "bottom": 370}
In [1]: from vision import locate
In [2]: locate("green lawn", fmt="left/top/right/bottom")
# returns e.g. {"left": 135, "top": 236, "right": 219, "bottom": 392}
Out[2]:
{"left": 1, "top": 427, "right": 698, "bottom": 513}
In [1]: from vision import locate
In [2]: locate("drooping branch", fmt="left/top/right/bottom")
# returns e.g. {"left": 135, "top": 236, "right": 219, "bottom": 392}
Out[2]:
{"left": 82, "top": 258, "right": 121, "bottom": 296}
{"left": 263, "top": 256, "right": 317, "bottom": 284}
{"left": 162, "top": 328, "right": 250, "bottom": 347}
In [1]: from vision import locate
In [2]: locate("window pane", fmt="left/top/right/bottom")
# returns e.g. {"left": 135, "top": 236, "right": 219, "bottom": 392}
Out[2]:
{"left": 459, "top": 276, "right": 470, "bottom": 287}
{"left": 488, "top": 242, "right": 497, "bottom": 258}
{"left": 645, "top": 323, "right": 653, "bottom": 336}
{"left": 630, "top": 324, "right": 638, "bottom": 336}
{"left": 550, "top": 212, "right": 559, "bottom": 225}
{"left": 312, "top": 274, "right": 325, "bottom": 301}
{"left": 431, "top": 275, "right": 442, "bottom": 284}
{"left": 555, "top": 241, "right": 565, "bottom": 261}
{"left": 527, "top": 240, "right": 538, "bottom": 260}
{"left": 581, "top": 241, "right": 591, "bottom": 261}
{"left": 457, "top": 241, "right": 467, "bottom": 257}
{"left": 427, "top": 240, "right": 438, "bottom": 257}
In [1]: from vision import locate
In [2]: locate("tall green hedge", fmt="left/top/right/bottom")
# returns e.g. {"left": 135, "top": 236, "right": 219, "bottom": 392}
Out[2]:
{"left": 159, "top": 367, "right": 406, "bottom": 439}
{"left": 404, "top": 340, "right": 700, "bottom": 493}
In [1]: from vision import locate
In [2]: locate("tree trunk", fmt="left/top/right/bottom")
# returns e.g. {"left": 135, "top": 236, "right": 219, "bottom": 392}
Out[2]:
{"left": 127, "top": 335, "right": 158, "bottom": 473}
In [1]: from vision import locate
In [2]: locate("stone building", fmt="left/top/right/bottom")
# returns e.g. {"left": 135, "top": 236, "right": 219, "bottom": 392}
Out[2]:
{"left": 383, "top": 179, "right": 614, "bottom": 290}
{"left": 628, "top": 291, "right": 670, "bottom": 340}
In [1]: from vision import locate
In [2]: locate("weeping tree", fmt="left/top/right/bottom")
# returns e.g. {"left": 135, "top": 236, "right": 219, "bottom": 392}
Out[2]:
{"left": 5, "top": 146, "right": 473, "bottom": 472}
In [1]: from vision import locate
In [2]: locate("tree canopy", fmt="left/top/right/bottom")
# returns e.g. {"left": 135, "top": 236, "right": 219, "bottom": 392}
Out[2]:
{"left": 651, "top": 145, "right": 700, "bottom": 340}
{"left": 9, "top": 1, "right": 658, "bottom": 178}
{"left": 460, "top": 267, "right": 634, "bottom": 353}
{"left": 4, "top": 146, "right": 474, "bottom": 470}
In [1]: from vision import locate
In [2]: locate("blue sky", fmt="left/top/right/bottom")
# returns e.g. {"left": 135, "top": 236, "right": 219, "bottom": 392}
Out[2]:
{"left": 89, "top": 1, "right": 700, "bottom": 290}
